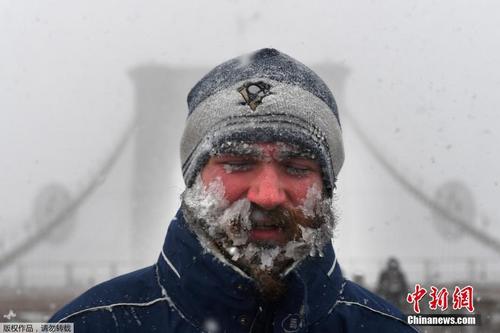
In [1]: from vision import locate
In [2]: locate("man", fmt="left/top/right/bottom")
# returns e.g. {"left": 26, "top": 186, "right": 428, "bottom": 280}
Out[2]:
{"left": 376, "top": 257, "right": 409, "bottom": 311}
{"left": 50, "top": 48, "right": 417, "bottom": 332}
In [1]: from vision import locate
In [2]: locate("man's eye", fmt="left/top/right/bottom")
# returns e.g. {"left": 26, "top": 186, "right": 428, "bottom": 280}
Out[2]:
{"left": 285, "top": 165, "right": 310, "bottom": 176}
{"left": 223, "top": 162, "right": 253, "bottom": 173}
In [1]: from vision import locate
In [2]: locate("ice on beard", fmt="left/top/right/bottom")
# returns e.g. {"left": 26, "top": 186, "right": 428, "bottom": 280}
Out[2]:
{"left": 218, "top": 198, "right": 251, "bottom": 246}
{"left": 259, "top": 246, "right": 281, "bottom": 269}
{"left": 284, "top": 241, "right": 308, "bottom": 260}
{"left": 183, "top": 176, "right": 252, "bottom": 251}
{"left": 183, "top": 175, "right": 228, "bottom": 222}
{"left": 183, "top": 176, "right": 336, "bottom": 274}
{"left": 298, "top": 225, "right": 322, "bottom": 257}
{"left": 299, "top": 183, "right": 322, "bottom": 218}
{"left": 239, "top": 243, "right": 280, "bottom": 269}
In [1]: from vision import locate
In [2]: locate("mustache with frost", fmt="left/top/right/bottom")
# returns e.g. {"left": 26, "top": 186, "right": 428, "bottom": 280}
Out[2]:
{"left": 180, "top": 176, "right": 337, "bottom": 273}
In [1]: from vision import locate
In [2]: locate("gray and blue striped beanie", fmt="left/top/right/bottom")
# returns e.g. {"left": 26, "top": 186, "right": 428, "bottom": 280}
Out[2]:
{"left": 180, "top": 48, "right": 344, "bottom": 196}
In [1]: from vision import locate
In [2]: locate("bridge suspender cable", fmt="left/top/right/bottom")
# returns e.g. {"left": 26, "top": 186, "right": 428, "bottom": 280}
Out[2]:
{"left": 343, "top": 111, "right": 500, "bottom": 255}
{"left": 0, "top": 118, "right": 138, "bottom": 271}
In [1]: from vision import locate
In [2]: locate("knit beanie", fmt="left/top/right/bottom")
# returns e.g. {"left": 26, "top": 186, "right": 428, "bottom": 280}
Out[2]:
{"left": 180, "top": 48, "right": 344, "bottom": 196}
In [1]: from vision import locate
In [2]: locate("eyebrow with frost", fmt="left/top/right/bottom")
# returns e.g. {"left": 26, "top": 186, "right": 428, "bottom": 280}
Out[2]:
{"left": 209, "top": 141, "right": 317, "bottom": 161}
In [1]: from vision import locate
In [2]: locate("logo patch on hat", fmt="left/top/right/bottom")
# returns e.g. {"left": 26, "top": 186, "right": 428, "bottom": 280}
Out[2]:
{"left": 237, "top": 81, "right": 272, "bottom": 111}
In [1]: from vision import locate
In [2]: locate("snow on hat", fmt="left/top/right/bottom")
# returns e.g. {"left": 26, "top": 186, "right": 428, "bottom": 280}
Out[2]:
{"left": 180, "top": 48, "right": 344, "bottom": 196}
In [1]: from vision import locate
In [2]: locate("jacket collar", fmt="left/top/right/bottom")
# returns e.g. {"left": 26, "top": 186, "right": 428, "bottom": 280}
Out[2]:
{"left": 156, "top": 209, "right": 345, "bottom": 331}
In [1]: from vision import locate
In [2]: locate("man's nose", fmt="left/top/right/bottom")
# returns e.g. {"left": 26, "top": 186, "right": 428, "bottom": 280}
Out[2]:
{"left": 246, "top": 164, "right": 287, "bottom": 209}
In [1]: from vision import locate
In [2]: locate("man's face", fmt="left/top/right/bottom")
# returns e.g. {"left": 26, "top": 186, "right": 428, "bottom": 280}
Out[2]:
{"left": 201, "top": 142, "right": 323, "bottom": 245}
{"left": 182, "top": 141, "right": 335, "bottom": 300}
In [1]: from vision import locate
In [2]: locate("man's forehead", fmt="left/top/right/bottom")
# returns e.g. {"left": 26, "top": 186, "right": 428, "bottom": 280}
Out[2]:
{"left": 209, "top": 141, "right": 317, "bottom": 160}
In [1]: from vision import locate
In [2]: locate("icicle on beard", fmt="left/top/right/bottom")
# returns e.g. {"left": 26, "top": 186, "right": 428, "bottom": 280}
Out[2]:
{"left": 181, "top": 175, "right": 337, "bottom": 302}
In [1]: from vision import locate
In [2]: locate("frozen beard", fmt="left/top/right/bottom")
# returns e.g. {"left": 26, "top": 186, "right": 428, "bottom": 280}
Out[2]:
{"left": 181, "top": 175, "right": 336, "bottom": 302}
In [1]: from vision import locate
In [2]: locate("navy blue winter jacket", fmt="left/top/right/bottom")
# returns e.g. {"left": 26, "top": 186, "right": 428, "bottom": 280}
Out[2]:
{"left": 50, "top": 210, "right": 418, "bottom": 332}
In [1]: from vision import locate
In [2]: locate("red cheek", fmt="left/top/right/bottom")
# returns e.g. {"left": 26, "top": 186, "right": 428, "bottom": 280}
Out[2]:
{"left": 200, "top": 165, "right": 250, "bottom": 202}
{"left": 217, "top": 175, "right": 251, "bottom": 203}
{"left": 280, "top": 178, "right": 321, "bottom": 206}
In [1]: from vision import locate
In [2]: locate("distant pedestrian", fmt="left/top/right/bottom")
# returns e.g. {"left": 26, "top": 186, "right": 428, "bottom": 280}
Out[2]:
{"left": 377, "top": 257, "right": 409, "bottom": 310}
